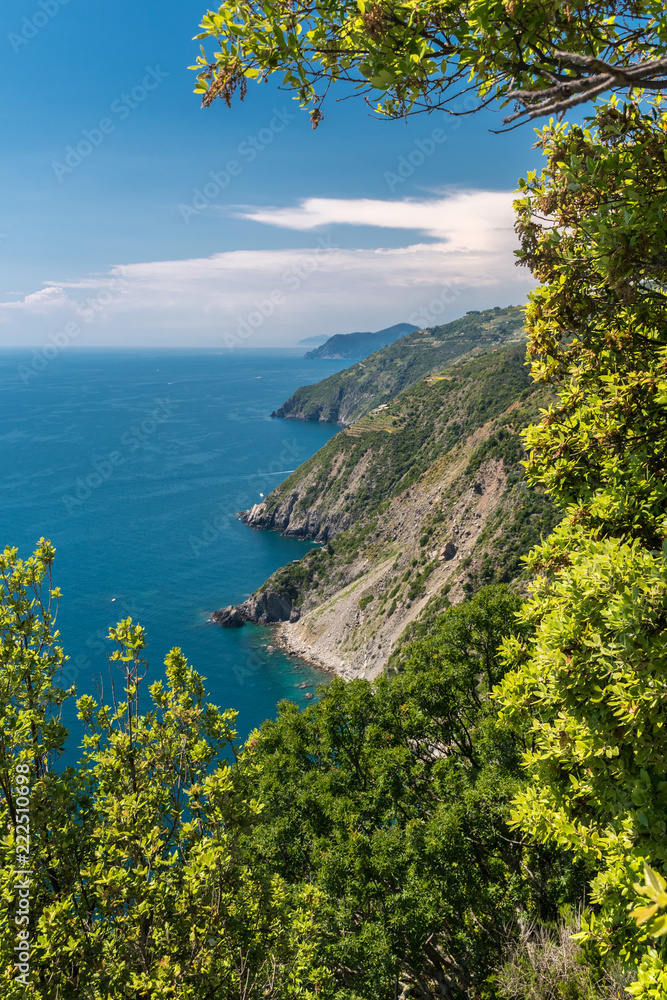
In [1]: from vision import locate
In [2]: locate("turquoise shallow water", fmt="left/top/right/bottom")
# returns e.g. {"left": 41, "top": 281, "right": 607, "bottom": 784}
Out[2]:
{"left": 0, "top": 348, "right": 347, "bottom": 749}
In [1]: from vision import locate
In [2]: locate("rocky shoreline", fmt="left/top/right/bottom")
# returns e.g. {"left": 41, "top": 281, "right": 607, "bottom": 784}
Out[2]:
{"left": 271, "top": 626, "right": 339, "bottom": 678}
{"left": 211, "top": 581, "right": 341, "bottom": 680}
{"left": 212, "top": 453, "right": 512, "bottom": 680}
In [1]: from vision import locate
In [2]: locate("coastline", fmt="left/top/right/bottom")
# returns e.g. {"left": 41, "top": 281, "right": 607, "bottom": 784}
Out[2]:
{"left": 271, "top": 620, "right": 352, "bottom": 680}
{"left": 224, "top": 444, "right": 513, "bottom": 683}
{"left": 211, "top": 338, "right": 550, "bottom": 690}
{"left": 270, "top": 624, "right": 341, "bottom": 680}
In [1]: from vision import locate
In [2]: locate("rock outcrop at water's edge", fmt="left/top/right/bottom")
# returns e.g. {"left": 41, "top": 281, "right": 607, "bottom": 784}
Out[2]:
{"left": 239, "top": 499, "right": 351, "bottom": 542}
{"left": 212, "top": 589, "right": 300, "bottom": 627}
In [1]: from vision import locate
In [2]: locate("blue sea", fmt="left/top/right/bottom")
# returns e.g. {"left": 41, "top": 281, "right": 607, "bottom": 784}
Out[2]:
{"left": 0, "top": 349, "right": 348, "bottom": 753}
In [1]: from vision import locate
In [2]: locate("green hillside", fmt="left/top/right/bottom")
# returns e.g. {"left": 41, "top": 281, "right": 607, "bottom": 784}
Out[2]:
{"left": 263, "top": 342, "right": 536, "bottom": 530}
{"left": 273, "top": 305, "right": 525, "bottom": 425}
{"left": 220, "top": 342, "right": 561, "bottom": 678}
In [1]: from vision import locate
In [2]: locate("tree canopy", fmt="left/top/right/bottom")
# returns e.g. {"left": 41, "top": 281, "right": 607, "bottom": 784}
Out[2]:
{"left": 191, "top": 0, "right": 667, "bottom": 125}
{"left": 1, "top": 554, "right": 597, "bottom": 998}
{"left": 515, "top": 100, "right": 667, "bottom": 559}
{"left": 492, "top": 98, "right": 667, "bottom": 998}
{"left": 0, "top": 546, "right": 330, "bottom": 999}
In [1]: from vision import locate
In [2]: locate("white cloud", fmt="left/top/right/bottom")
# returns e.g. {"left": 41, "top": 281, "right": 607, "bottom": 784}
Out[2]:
{"left": 0, "top": 286, "right": 68, "bottom": 312}
{"left": 232, "top": 190, "right": 516, "bottom": 252}
{"left": 0, "top": 193, "right": 533, "bottom": 347}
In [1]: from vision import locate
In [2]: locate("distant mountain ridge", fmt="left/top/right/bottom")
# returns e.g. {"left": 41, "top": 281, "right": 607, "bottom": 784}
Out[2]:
{"left": 303, "top": 322, "right": 418, "bottom": 360}
{"left": 297, "top": 334, "right": 330, "bottom": 346}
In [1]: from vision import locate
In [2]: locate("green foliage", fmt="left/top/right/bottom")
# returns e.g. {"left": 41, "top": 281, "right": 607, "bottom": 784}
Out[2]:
{"left": 0, "top": 544, "right": 331, "bottom": 999}
{"left": 233, "top": 586, "right": 589, "bottom": 997}
{"left": 0, "top": 539, "right": 69, "bottom": 780}
{"left": 269, "top": 548, "right": 326, "bottom": 602}
{"left": 495, "top": 537, "right": 667, "bottom": 984}
{"left": 515, "top": 102, "right": 667, "bottom": 563}
{"left": 0, "top": 550, "right": 594, "bottom": 997}
{"left": 191, "top": 0, "right": 667, "bottom": 125}
{"left": 456, "top": 100, "right": 667, "bottom": 996}
{"left": 632, "top": 865, "right": 667, "bottom": 938}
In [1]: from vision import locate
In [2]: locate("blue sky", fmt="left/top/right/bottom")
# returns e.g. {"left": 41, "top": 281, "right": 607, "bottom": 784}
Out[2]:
{"left": 0, "top": 0, "right": 549, "bottom": 347}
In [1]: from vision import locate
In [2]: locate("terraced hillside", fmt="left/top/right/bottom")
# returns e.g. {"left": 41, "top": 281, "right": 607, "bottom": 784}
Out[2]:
{"left": 272, "top": 305, "right": 525, "bottom": 425}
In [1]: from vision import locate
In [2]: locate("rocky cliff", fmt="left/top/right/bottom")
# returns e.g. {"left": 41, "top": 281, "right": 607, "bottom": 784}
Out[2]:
{"left": 215, "top": 340, "right": 560, "bottom": 678}
{"left": 212, "top": 589, "right": 299, "bottom": 627}
{"left": 246, "top": 341, "right": 535, "bottom": 540}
